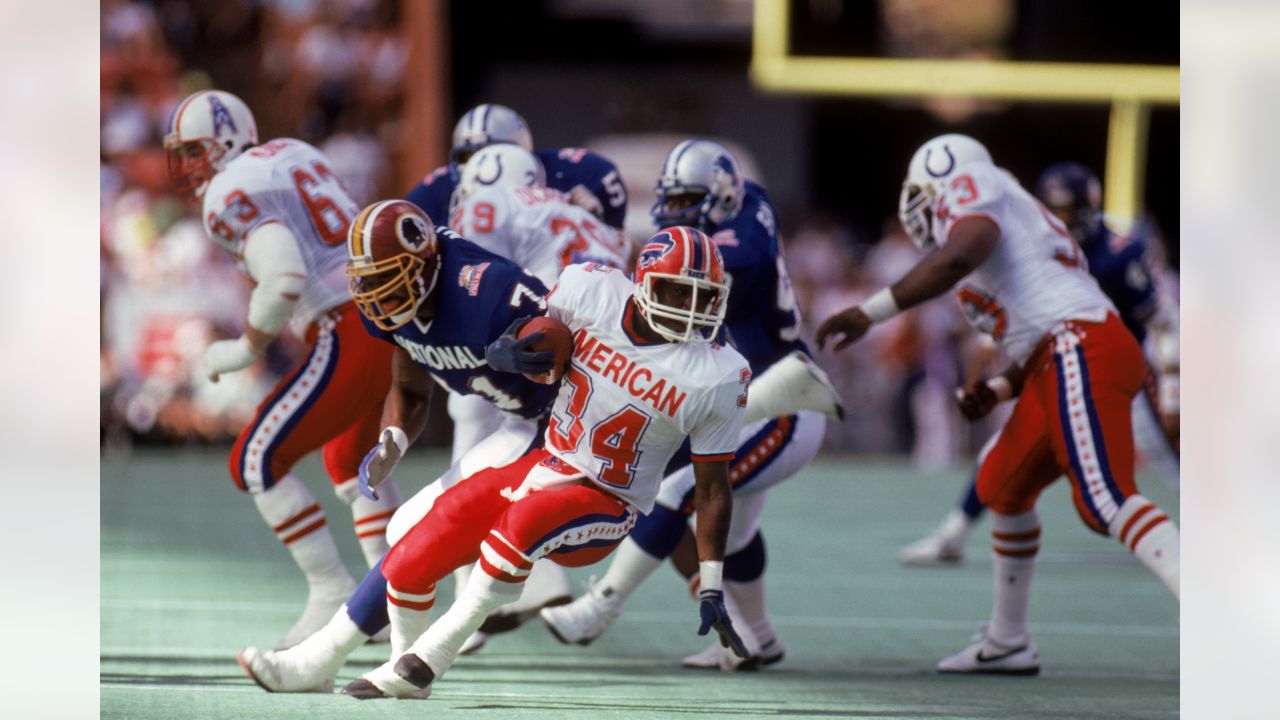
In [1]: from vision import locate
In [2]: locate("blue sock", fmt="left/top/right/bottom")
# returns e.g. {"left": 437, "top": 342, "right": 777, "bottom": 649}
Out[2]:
{"left": 628, "top": 504, "right": 688, "bottom": 560}
{"left": 959, "top": 473, "right": 986, "bottom": 521}
{"left": 724, "top": 531, "right": 766, "bottom": 583}
{"left": 346, "top": 557, "right": 390, "bottom": 637}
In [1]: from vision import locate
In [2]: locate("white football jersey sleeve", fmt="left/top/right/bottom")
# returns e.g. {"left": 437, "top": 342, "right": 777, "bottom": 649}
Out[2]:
{"left": 201, "top": 138, "right": 358, "bottom": 336}
{"left": 543, "top": 263, "right": 749, "bottom": 512}
{"left": 933, "top": 163, "right": 1116, "bottom": 364}
{"left": 452, "top": 186, "right": 630, "bottom": 288}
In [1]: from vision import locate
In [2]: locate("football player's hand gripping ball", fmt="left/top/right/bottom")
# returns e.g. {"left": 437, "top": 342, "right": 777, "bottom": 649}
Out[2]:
{"left": 485, "top": 317, "right": 555, "bottom": 375}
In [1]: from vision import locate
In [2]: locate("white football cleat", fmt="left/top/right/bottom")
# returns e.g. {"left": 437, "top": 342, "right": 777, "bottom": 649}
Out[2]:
{"left": 540, "top": 578, "right": 624, "bottom": 645}
{"left": 275, "top": 576, "right": 358, "bottom": 650}
{"left": 342, "top": 654, "right": 434, "bottom": 700}
{"left": 236, "top": 646, "right": 336, "bottom": 693}
{"left": 936, "top": 635, "right": 1040, "bottom": 676}
{"left": 681, "top": 637, "right": 786, "bottom": 672}
{"left": 478, "top": 560, "right": 572, "bottom": 635}
{"left": 898, "top": 510, "right": 972, "bottom": 566}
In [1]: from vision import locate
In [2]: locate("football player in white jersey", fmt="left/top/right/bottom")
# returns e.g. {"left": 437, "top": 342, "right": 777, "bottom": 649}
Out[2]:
{"left": 339, "top": 226, "right": 753, "bottom": 700}
{"left": 164, "top": 90, "right": 405, "bottom": 649}
{"left": 449, "top": 144, "right": 631, "bottom": 288}
{"left": 817, "top": 134, "right": 1180, "bottom": 675}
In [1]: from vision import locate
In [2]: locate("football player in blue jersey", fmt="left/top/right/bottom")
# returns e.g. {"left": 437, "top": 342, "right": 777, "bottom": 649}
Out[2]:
{"left": 236, "top": 199, "right": 572, "bottom": 692}
{"left": 541, "top": 139, "right": 845, "bottom": 670}
{"left": 898, "top": 161, "right": 1181, "bottom": 566}
{"left": 404, "top": 103, "right": 628, "bottom": 232}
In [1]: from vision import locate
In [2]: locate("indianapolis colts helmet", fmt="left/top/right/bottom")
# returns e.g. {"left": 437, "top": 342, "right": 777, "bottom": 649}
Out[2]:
{"left": 898, "top": 134, "right": 993, "bottom": 248}
{"left": 449, "top": 144, "right": 547, "bottom": 217}
{"left": 632, "top": 225, "right": 729, "bottom": 344}
{"left": 1036, "top": 161, "right": 1103, "bottom": 243}
{"left": 449, "top": 103, "right": 534, "bottom": 177}
{"left": 164, "top": 90, "right": 259, "bottom": 202}
{"left": 651, "top": 139, "right": 746, "bottom": 230}
{"left": 346, "top": 200, "right": 441, "bottom": 332}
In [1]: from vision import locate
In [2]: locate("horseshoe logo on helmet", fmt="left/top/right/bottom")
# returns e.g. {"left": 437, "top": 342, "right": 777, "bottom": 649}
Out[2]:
{"left": 924, "top": 145, "right": 956, "bottom": 178}
{"left": 475, "top": 153, "right": 503, "bottom": 186}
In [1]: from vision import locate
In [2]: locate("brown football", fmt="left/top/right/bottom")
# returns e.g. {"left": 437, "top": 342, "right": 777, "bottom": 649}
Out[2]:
{"left": 517, "top": 316, "right": 573, "bottom": 385}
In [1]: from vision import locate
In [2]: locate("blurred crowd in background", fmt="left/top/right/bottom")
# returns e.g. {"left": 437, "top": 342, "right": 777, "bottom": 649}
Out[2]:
{"left": 100, "top": 0, "right": 1178, "bottom": 469}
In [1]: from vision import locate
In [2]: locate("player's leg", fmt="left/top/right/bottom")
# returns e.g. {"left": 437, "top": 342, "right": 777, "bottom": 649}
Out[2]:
{"left": 349, "top": 467, "right": 635, "bottom": 699}
{"left": 229, "top": 319, "right": 364, "bottom": 649}
{"left": 1051, "top": 323, "right": 1179, "bottom": 597}
{"left": 937, "top": 387, "right": 1057, "bottom": 675}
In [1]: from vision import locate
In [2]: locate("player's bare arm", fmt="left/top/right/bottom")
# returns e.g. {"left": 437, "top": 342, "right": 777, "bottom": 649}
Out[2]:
{"left": 381, "top": 348, "right": 435, "bottom": 444}
{"left": 691, "top": 459, "right": 749, "bottom": 658}
{"left": 816, "top": 215, "right": 999, "bottom": 351}
{"left": 955, "top": 360, "right": 1026, "bottom": 421}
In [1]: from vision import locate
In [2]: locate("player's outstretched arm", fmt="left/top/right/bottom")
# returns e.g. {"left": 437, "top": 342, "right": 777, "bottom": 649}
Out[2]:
{"left": 202, "top": 222, "right": 306, "bottom": 381}
{"left": 359, "top": 349, "right": 434, "bottom": 499}
{"left": 817, "top": 216, "right": 999, "bottom": 352}
{"left": 691, "top": 460, "right": 749, "bottom": 658}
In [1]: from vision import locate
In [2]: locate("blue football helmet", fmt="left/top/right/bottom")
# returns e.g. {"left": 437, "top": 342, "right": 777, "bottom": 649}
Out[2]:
{"left": 1036, "top": 161, "right": 1103, "bottom": 243}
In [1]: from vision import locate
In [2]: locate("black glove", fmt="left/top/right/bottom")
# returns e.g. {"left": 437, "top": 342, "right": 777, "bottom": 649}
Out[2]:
{"left": 696, "top": 589, "right": 749, "bottom": 659}
{"left": 485, "top": 317, "right": 555, "bottom": 375}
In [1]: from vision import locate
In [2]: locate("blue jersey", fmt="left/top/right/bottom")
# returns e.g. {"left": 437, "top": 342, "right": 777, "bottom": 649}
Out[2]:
{"left": 1081, "top": 224, "right": 1157, "bottom": 343}
{"left": 704, "top": 181, "right": 807, "bottom": 372}
{"left": 403, "top": 147, "right": 628, "bottom": 231}
{"left": 535, "top": 148, "right": 628, "bottom": 231}
{"left": 359, "top": 227, "right": 558, "bottom": 419}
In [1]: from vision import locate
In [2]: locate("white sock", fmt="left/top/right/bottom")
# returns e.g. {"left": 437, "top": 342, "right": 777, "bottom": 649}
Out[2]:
{"left": 453, "top": 564, "right": 472, "bottom": 601}
{"left": 387, "top": 584, "right": 436, "bottom": 657}
{"left": 987, "top": 509, "right": 1040, "bottom": 647}
{"left": 1110, "top": 495, "right": 1180, "bottom": 599}
{"left": 253, "top": 474, "right": 350, "bottom": 588}
{"left": 283, "top": 604, "right": 369, "bottom": 672}
{"left": 335, "top": 477, "right": 404, "bottom": 569}
{"left": 725, "top": 577, "right": 777, "bottom": 652}
{"left": 497, "top": 559, "right": 571, "bottom": 613}
{"left": 407, "top": 569, "right": 521, "bottom": 677}
{"left": 600, "top": 537, "right": 662, "bottom": 599}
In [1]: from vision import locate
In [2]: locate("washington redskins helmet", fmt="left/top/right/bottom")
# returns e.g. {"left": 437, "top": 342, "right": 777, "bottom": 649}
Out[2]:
{"left": 164, "top": 90, "right": 259, "bottom": 202}
{"left": 449, "top": 103, "right": 533, "bottom": 175}
{"left": 632, "top": 226, "right": 729, "bottom": 344}
{"left": 1036, "top": 161, "right": 1103, "bottom": 243}
{"left": 449, "top": 144, "right": 547, "bottom": 216}
{"left": 346, "top": 200, "right": 441, "bottom": 331}
{"left": 651, "top": 139, "right": 746, "bottom": 230}
{"left": 898, "top": 134, "right": 993, "bottom": 248}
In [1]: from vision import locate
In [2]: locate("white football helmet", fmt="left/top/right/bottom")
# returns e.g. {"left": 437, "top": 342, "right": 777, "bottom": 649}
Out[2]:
{"left": 450, "top": 144, "right": 546, "bottom": 216}
{"left": 898, "top": 134, "right": 993, "bottom": 248}
{"left": 449, "top": 103, "right": 534, "bottom": 172}
{"left": 651, "top": 139, "right": 745, "bottom": 230}
{"left": 164, "top": 90, "right": 258, "bottom": 202}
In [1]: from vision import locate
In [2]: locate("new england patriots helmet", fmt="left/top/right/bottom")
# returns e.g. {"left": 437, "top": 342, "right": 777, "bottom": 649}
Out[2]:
{"left": 1036, "top": 161, "right": 1103, "bottom": 243}
{"left": 651, "top": 140, "right": 746, "bottom": 230}
{"left": 898, "top": 134, "right": 992, "bottom": 248}
{"left": 449, "top": 103, "right": 534, "bottom": 176}
{"left": 164, "top": 90, "right": 259, "bottom": 202}
{"left": 346, "top": 200, "right": 441, "bottom": 331}
{"left": 632, "top": 226, "right": 729, "bottom": 344}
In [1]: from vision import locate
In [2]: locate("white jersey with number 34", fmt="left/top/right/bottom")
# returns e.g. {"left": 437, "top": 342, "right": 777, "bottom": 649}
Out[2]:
{"left": 543, "top": 264, "right": 750, "bottom": 512}
{"left": 201, "top": 138, "right": 358, "bottom": 336}
{"left": 933, "top": 163, "right": 1116, "bottom": 364}
{"left": 451, "top": 186, "right": 631, "bottom": 289}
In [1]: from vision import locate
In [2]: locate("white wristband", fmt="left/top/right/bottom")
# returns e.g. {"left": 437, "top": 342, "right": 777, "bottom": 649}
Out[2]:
{"left": 987, "top": 376, "right": 1013, "bottom": 402}
{"left": 699, "top": 560, "right": 724, "bottom": 593}
{"left": 861, "top": 287, "right": 901, "bottom": 323}
{"left": 384, "top": 426, "right": 411, "bottom": 454}
{"left": 1158, "top": 375, "right": 1180, "bottom": 413}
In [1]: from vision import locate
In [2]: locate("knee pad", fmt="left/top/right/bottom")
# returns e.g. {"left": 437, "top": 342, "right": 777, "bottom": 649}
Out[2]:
{"left": 628, "top": 504, "right": 688, "bottom": 559}
{"left": 724, "top": 531, "right": 766, "bottom": 583}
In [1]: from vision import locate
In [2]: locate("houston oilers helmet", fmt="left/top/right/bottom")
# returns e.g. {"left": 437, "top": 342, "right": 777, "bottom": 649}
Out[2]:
{"left": 164, "top": 90, "right": 258, "bottom": 202}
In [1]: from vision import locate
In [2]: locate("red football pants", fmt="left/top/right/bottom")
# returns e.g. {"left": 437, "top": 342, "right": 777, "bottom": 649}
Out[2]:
{"left": 229, "top": 302, "right": 393, "bottom": 492}
{"left": 382, "top": 449, "right": 637, "bottom": 595}
{"left": 977, "top": 313, "right": 1147, "bottom": 534}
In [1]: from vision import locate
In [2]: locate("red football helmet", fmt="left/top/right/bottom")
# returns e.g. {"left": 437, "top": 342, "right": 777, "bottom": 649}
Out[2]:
{"left": 632, "top": 225, "right": 728, "bottom": 343}
{"left": 346, "top": 200, "right": 441, "bottom": 331}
